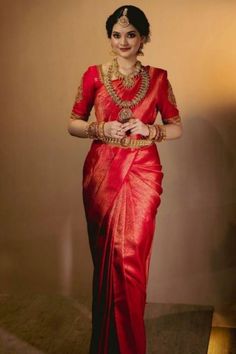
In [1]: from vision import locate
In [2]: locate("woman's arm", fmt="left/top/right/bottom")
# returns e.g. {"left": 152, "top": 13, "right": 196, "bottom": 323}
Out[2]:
{"left": 162, "top": 121, "right": 183, "bottom": 140}
{"left": 68, "top": 116, "right": 183, "bottom": 141}
{"left": 68, "top": 118, "right": 126, "bottom": 139}
{"left": 68, "top": 118, "right": 89, "bottom": 138}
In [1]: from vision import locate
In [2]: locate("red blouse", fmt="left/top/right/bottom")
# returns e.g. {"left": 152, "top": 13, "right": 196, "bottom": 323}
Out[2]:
{"left": 71, "top": 65, "right": 181, "bottom": 125}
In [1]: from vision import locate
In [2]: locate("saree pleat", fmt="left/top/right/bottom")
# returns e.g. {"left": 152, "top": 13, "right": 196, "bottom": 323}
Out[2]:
{"left": 83, "top": 141, "right": 163, "bottom": 354}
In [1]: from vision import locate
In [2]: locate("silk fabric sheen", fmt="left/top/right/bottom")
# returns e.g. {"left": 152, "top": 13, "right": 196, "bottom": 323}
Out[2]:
{"left": 71, "top": 65, "right": 180, "bottom": 354}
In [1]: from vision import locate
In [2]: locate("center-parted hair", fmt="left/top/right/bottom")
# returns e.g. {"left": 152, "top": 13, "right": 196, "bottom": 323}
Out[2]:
{"left": 106, "top": 5, "right": 150, "bottom": 41}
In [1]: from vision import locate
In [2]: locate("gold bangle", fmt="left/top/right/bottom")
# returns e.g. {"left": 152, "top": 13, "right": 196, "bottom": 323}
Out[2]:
{"left": 155, "top": 125, "right": 167, "bottom": 142}
{"left": 88, "top": 122, "right": 98, "bottom": 139}
{"left": 153, "top": 125, "right": 159, "bottom": 140}
{"left": 98, "top": 122, "right": 105, "bottom": 140}
{"left": 147, "top": 124, "right": 157, "bottom": 140}
{"left": 154, "top": 124, "right": 163, "bottom": 142}
{"left": 84, "top": 124, "right": 89, "bottom": 137}
{"left": 162, "top": 125, "right": 167, "bottom": 140}
{"left": 154, "top": 124, "right": 161, "bottom": 142}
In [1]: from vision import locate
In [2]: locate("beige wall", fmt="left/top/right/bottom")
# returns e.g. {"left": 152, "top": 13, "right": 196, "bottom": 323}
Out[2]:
{"left": 0, "top": 0, "right": 235, "bottom": 307}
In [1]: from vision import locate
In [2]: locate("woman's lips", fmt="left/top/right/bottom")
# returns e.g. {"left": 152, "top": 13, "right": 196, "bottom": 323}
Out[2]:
{"left": 119, "top": 47, "right": 131, "bottom": 51}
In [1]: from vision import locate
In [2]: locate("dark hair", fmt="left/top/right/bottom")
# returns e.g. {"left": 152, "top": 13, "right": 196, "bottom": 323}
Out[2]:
{"left": 106, "top": 5, "right": 150, "bottom": 41}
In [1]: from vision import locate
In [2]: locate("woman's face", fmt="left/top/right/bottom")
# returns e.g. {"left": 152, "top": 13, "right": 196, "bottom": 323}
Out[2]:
{"left": 110, "top": 23, "right": 144, "bottom": 60}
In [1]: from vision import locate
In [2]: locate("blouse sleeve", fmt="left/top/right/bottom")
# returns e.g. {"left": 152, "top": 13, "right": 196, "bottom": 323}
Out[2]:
{"left": 157, "top": 70, "right": 181, "bottom": 125}
{"left": 70, "top": 66, "right": 96, "bottom": 121}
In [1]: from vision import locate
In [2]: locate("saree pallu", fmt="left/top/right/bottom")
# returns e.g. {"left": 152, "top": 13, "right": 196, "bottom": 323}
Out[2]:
{"left": 71, "top": 64, "right": 180, "bottom": 353}
{"left": 83, "top": 141, "right": 163, "bottom": 354}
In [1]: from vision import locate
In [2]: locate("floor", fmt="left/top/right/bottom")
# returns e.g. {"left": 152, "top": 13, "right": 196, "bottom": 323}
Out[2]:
{"left": 207, "top": 304, "right": 236, "bottom": 354}
{"left": 0, "top": 294, "right": 235, "bottom": 354}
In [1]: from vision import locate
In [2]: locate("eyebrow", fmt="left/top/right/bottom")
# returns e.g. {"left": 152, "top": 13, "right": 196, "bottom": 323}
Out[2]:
{"left": 112, "top": 30, "right": 137, "bottom": 34}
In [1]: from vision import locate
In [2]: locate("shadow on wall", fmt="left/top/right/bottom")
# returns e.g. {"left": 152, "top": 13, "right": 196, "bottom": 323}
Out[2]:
{"left": 209, "top": 106, "right": 236, "bottom": 304}
{"left": 150, "top": 105, "right": 236, "bottom": 305}
{"left": 185, "top": 107, "right": 236, "bottom": 304}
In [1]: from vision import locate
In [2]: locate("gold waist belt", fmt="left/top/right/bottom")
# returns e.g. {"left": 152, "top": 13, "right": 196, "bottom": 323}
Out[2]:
{"left": 99, "top": 136, "right": 154, "bottom": 148}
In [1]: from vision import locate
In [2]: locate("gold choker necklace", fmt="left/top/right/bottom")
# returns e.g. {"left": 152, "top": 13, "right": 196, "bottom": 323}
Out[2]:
{"left": 112, "top": 58, "right": 142, "bottom": 88}
{"left": 103, "top": 59, "right": 150, "bottom": 122}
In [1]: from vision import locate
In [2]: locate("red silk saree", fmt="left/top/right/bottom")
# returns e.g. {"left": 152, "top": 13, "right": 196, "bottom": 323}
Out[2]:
{"left": 71, "top": 65, "right": 180, "bottom": 354}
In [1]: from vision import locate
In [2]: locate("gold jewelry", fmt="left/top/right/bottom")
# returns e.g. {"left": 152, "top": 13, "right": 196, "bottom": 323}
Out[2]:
{"left": 101, "top": 135, "right": 153, "bottom": 149}
{"left": 118, "top": 108, "right": 132, "bottom": 123}
{"left": 86, "top": 121, "right": 106, "bottom": 140}
{"left": 109, "top": 49, "right": 116, "bottom": 56}
{"left": 97, "top": 122, "right": 105, "bottom": 139}
{"left": 155, "top": 125, "right": 162, "bottom": 142}
{"left": 87, "top": 122, "right": 98, "bottom": 139}
{"left": 112, "top": 57, "right": 142, "bottom": 88}
{"left": 103, "top": 59, "right": 150, "bottom": 123}
{"left": 84, "top": 124, "right": 89, "bottom": 137}
{"left": 118, "top": 8, "right": 129, "bottom": 28}
{"left": 147, "top": 124, "right": 157, "bottom": 140}
{"left": 154, "top": 124, "right": 167, "bottom": 142}
{"left": 161, "top": 125, "right": 167, "bottom": 140}
{"left": 137, "top": 43, "right": 144, "bottom": 56}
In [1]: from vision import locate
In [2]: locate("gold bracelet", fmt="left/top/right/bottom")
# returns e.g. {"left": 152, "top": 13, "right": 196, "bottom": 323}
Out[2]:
{"left": 154, "top": 124, "right": 163, "bottom": 142}
{"left": 87, "top": 122, "right": 107, "bottom": 140}
{"left": 84, "top": 124, "right": 89, "bottom": 137}
{"left": 154, "top": 124, "right": 161, "bottom": 142}
{"left": 147, "top": 124, "right": 157, "bottom": 140}
{"left": 153, "top": 125, "right": 159, "bottom": 140}
{"left": 97, "top": 122, "right": 105, "bottom": 140}
{"left": 161, "top": 125, "right": 167, "bottom": 141}
{"left": 154, "top": 125, "right": 167, "bottom": 142}
{"left": 88, "top": 122, "right": 98, "bottom": 139}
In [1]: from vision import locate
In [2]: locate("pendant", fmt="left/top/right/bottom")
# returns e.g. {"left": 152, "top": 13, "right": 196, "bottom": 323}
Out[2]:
{"left": 118, "top": 108, "right": 133, "bottom": 122}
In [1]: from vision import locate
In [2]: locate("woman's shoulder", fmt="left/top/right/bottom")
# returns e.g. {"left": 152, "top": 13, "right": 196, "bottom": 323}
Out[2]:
{"left": 82, "top": 62, "right": 111, "bottom": 82}
{"left": 84, "top": 62, "right": 110, "bottom": 73}
{"left": 145, "top": 65, "right": 167, "bottom": 76}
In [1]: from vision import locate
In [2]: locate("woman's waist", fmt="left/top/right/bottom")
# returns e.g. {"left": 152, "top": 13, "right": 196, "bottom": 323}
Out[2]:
{"left": 94, "top": 134, "right": 154, "bottom": 149}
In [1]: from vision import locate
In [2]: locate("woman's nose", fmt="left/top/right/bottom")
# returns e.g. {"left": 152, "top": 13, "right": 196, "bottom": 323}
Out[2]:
{"left": 120, "top": 36, "right": 128, "bottom": 46}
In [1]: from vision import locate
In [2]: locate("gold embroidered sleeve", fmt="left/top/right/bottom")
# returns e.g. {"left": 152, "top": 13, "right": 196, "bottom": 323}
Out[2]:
{"left": 167, "top": 80, "right": 177, "bottom": 107}
{"left": 75, "top": 80, "right": 83, "bottom": 103}
{"left": 70, "top": 66, "right": 96, "bottom": 121}
{"left": 163, "top": 115, "right": 182, "bottom": 125}
{"left": 158, "top": 70, "right": 181, "bottom": 125}
{"left": 70, "top": 112, "right": 88, "bottom": 120}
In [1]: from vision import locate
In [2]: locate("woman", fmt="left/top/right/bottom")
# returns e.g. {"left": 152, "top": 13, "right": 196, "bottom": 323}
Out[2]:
{"left": 68, "top": 5, "right": 182, "bottom": 354}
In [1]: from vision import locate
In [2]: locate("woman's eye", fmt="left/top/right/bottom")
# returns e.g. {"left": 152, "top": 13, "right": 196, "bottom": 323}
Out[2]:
{"left": 112, "top": 33, "right": 120, "bottom": 39}
{"left": 127, "top": 33, "right": 136, "bottom": 38}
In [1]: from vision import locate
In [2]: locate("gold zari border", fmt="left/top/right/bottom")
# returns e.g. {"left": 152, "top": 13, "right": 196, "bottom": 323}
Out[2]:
{"left": 70, "top": 112, "right": 87, "bottom": 120}
{"left": 163, "top": 115, "right": 182, "bottom": 125}
{"left": 75, "top": 77, "right": 84, "bottom": 103}
{"left": 167, "top": 80, "right": 177, "bottom": 107}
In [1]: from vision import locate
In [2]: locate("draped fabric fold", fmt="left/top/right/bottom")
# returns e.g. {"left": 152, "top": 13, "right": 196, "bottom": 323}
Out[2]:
{"left": 83, "top": 142, "right": 163, "bottom": 354}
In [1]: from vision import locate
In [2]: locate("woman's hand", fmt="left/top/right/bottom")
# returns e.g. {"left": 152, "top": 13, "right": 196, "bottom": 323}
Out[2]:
{"left": 104, "top": 121, "right": 126, "bottom": 139}
{"left": 122, "top": 118, "right": 149, "bottom": 137}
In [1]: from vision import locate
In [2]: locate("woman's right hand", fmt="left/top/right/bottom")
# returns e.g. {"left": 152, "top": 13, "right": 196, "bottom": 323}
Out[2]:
{"left": 104, "top": 121, "right": 126, "bottom": 139}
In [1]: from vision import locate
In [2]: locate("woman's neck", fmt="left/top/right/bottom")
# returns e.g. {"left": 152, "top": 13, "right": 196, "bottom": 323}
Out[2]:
{"left": 116, "top": 56, "right": 138, "bottom": 72}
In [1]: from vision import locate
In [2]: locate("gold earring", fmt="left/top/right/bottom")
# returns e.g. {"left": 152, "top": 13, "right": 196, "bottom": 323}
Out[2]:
{"left": 110, "top": 49, "right": 116, "bottom": 56}
{"left": 137, "top": 44, "right": 144, "bottom": 56}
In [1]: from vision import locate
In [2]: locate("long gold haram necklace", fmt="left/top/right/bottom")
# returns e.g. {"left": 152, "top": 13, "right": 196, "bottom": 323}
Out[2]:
{"left": 103, "top": 59, "right": 150, "bottom": 122}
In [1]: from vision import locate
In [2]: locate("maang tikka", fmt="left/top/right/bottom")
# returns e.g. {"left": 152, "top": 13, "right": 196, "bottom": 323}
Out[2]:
{"left": 118, "top": 8, "right": 129, "bottom": 27}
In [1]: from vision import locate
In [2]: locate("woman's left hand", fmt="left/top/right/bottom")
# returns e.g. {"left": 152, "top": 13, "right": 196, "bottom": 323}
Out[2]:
{"left": 121, "top": 118, "right": 149, "bottom": 137}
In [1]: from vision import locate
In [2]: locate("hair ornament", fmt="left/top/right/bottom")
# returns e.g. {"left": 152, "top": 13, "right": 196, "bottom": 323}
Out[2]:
{"left": 118, "top": 8, "right": 130, "bottom": 27}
